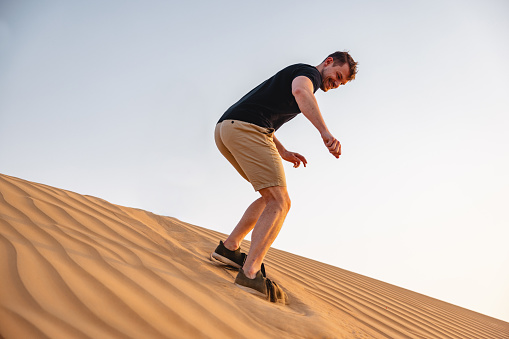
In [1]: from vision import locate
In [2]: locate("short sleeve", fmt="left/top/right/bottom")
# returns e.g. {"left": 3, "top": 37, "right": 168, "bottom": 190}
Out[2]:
{"left": 291, "top": 65, "right": 322, "bottom": 93}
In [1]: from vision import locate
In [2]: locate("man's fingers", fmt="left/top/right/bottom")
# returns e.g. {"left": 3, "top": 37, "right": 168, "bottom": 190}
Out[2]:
{"left": 292, "top": 157, "right": 300, "bottom": 168}
{"left": 326, "top": 138, "right": 336, "bottom": 147}
{"left": 326, "top": 137, "right": 338, "bottom": 149}
{"left": 327, "top": 140, "right": 339, "bottom": 152}
{"left": 327, "top": 141, "right": 341, "bottom": 158}
{"left": 285, "top": 152, "right": 308, "bottom": 168}
{"left": 296, "top": 153, "right": 308, "bottom": 167}
{"left": 323, "top": 137, "right": 341, "bottom": 159}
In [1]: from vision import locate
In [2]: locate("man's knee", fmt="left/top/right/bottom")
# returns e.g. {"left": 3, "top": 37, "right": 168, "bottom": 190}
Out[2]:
{"left": 260, "top": 186, "right": 291, "bottom": 213}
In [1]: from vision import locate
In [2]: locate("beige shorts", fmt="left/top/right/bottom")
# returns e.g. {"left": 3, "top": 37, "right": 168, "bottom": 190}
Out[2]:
{"left": 215, "top": 120, "right": 286, "bottom": 191}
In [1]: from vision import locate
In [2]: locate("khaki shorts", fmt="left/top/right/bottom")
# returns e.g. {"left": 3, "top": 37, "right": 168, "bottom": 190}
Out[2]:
{"left": 215, "top": 120, "right": 286, "bottom": 191}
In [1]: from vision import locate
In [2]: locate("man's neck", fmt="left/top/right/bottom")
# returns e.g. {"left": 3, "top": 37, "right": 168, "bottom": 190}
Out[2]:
{"left": 315, "top": 63, "right": 325, "bottom": 73}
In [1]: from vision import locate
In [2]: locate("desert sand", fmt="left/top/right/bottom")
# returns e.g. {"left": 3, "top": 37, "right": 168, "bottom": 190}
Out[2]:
{"left": 0, "top": 173, "right": 508, "bottom": 339}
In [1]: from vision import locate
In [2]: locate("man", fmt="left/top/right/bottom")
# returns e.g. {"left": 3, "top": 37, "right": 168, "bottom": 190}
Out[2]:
{"left": 211, "top": 51, "right": 358, "bottom": 303}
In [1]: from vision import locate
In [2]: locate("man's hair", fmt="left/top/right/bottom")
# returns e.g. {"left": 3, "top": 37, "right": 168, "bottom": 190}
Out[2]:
{"left": 324, "top": 51, "right": 358, "bottom": 81}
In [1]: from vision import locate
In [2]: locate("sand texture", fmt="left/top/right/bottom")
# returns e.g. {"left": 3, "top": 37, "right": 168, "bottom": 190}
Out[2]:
{"left": 0, "top": 173, "right": 508, "bottom": 339}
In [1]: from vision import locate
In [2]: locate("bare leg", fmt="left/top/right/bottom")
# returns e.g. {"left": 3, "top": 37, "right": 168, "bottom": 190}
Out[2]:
{"left": 223, "top": 197, "right": 266, "bottom": 251}
{"left": 242, "top": 186, "right": 291, "bottom": 279}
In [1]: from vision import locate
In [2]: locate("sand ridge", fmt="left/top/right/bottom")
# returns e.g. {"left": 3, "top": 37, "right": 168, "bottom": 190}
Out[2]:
{"left": 0, "top": 173, "right": 508, "bottom": 338}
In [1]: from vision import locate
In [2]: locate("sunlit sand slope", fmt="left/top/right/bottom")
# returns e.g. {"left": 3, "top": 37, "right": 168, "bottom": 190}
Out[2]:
{"left": 0, "top": 173, "right": 508, "bottom": 339}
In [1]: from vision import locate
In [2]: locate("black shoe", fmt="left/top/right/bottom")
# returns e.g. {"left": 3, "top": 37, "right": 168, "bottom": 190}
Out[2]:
{"left": 235, "top": 267, "right": 288, "bottom": 304}
{"left": 210, "top": 240, "right": 247, "bottom": 269}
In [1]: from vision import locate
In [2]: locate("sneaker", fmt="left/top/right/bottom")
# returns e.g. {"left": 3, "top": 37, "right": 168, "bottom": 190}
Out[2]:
{"left": 235, "top": 266, "right": 288, "bottom": 304}
{"left": 210, "top": 240, "right": 247, "bottom": 269}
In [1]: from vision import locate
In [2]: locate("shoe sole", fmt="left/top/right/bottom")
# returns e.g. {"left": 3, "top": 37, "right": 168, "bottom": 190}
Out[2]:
{"left": 210, "top": 252, "right": 242, "bottom": 269}
{"left": 234, "top": 282, "right": 267, "bottom": 298}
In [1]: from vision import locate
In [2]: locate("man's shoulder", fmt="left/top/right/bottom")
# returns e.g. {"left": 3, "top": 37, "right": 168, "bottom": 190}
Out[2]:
{"left": 280, "top": 63, "right": 321, "bottom": 91}
{"left": 276, "top": 63, "right": 319, "bottom": 80}
{"left": 282, "top": 63, "right": 318, "bottom": 73}
{"left": 288, "top": 63, "right": 320, "bottom": 77}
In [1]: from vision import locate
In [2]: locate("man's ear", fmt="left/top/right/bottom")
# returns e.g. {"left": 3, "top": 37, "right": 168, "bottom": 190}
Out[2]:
{"left": 324, "top": 57, "right": 334, "bottom": 66}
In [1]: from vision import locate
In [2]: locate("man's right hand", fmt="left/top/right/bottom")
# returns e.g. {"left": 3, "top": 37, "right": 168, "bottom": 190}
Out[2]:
{"left": 321, "top": 131, "right": 341, "bottom": 158}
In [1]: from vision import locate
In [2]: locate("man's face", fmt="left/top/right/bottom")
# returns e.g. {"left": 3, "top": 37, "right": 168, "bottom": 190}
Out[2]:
{"left": 320, "top": 61, "right": 351, "bottom": 92}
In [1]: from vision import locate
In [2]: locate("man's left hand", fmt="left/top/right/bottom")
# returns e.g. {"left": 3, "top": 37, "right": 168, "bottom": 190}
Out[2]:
{"left": 281, "top": 151, "right": 308, "bottom": 168}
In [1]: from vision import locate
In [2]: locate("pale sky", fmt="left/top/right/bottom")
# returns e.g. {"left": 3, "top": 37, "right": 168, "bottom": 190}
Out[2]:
{"left": 1, "top": 0, "right": 508, "bottom": 323}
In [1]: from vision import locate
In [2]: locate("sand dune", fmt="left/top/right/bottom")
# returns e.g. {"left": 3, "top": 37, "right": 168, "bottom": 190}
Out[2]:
{"left": 0, "top": 173, "right": 508, "bottom": 339}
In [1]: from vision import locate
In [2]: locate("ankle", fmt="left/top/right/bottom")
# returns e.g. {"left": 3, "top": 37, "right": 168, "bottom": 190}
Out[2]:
{"left": 242, "top": 263, "right": 260, "bottom": 279}
{"left": 243, "top": 268, "right": 257, "bottom": 280}
{"left": 223, "top": 239, "right": 239, "bottom": 251}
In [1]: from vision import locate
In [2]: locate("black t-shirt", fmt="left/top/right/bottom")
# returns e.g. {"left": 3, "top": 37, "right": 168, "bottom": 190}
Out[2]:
{"left": 218, "top": 63, "right": 322, "bottom": 131}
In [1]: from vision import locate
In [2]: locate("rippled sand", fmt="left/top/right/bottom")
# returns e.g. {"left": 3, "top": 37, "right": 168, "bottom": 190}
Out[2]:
{"left": 1, "top": 173, "right": 508, "bottom": 338}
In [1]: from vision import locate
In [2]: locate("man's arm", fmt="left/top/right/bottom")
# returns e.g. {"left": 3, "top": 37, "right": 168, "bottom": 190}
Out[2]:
{"left": 292, "top": 76, "right": 341, "bottom": 158}
{"left": 273, "top": 134, "right": 307, "bottom": 168}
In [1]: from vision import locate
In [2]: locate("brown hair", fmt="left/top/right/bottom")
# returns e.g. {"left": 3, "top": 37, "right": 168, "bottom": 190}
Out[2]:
{"left": 324, "top": 51, "right": 358, "bottom": 81}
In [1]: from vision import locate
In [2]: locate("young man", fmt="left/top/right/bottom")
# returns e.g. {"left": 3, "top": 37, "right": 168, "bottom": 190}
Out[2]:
{"left": 211, "top": 51, "right": 358, "bottom": 303}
